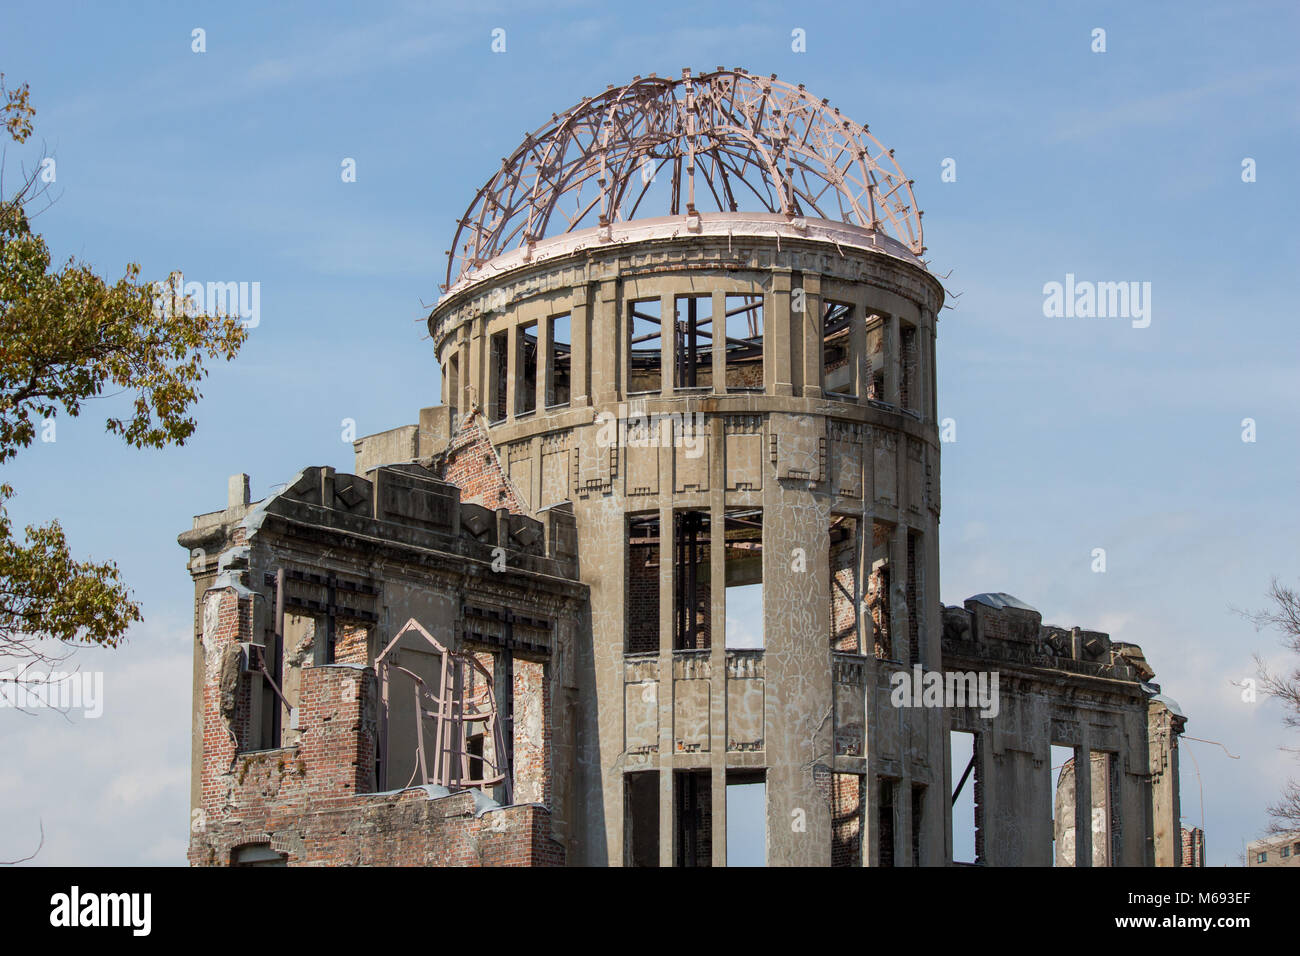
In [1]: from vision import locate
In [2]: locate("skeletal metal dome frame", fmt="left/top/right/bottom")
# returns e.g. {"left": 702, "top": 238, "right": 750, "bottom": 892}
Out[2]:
{"left": 445, "top": 67, "right": 924, "bottom": 290}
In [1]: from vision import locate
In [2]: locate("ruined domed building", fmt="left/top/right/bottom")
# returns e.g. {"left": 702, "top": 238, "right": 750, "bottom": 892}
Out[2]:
{"left": 182, "top": 69, "right": 1187, "bottom": 867}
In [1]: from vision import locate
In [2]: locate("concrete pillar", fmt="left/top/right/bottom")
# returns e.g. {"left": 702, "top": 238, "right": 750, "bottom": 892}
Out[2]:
{"left": 571, "top": 286, "right": 591, "bottom": 408}
{"left": 535, "top": 309, "right": 550, "bottom": 413}
{"left": 593, "top": 279, "right": 619, "bottom": 405}
{"left": 884, "top": 313, "right": 900, "bottom": 406}
{"left": 977, "top": 729, "right": 995, "bottom": 864}
{"left": 770, "top": 270, "right": 794, "bottom": 396}
{"left": 891, "top": 522, "right": 909, "bottom": 663}
{"left": 505, "top": 323, "right": 518, "bottom": 420}
{"left": 660, "top": 292, "right": 675, "bottom": 395}
{"left": 711, "top": 289, "right": 726, "bottom": 394}
{"left": 457, "top": 337, "right": 470, "bottom": 415}
{"left": 1075, "top": 731, "right": 1093, "bottom": 867}
{"left": 898, "top": 768, "right": 913, "bottom": 866}
{"left": 762, "top": 479, "right": 832, "bottom": 866}
{"left": 850, "top": 288, "right": 868, "bottom": 398}
{"left": 658, "top": 497, "right": 675, "bottom": 866}
{"left": 801, "top": 273, "right": 822, "bottom": 398}
{"left": 709, "top": 433, "right": 727, "bottom": 865}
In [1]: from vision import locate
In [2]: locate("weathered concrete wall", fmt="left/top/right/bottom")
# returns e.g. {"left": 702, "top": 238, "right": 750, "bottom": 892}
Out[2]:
{"left": 428, "top": 220, "right": 946, "bottom": 866}
{"left": 945, "top": 599, "right": 1178, "bottom": 867}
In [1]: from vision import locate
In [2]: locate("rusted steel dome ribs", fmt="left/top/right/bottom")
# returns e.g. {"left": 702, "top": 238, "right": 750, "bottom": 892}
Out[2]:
{"left": 445, "top": 67, "right": 923, "bottom": 291}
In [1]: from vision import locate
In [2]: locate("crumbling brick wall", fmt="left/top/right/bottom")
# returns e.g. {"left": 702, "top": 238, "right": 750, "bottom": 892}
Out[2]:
{"left": 334, "top": 622, "right": 370, "bottom": 667}
{"left": 830, "top": 773, "right": 862, "bottom": 866}
{"left": 438, "top": 410, "right": 525, "bottom": 513}
{"left": 513, "top": 658, "right": 551, "bottom": 805}
{"left": 191, "top": 586, "right": 562, "bottom": 867}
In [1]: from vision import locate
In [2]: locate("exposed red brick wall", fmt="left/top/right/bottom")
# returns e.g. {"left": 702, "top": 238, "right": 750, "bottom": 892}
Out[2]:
{"left": 1181, "top": 826, "right": 1205, "bottom": 867}
{"left": 831, "top": 773, "right": 862, "bottom": 866}
{"left": 830, "top": 534, "right": 857, "bottom": 653}
{"left": 868, "top": 564, "right": 891, "bottom": 659}
{"left": 334, "top": 623, "right": 370, "bottom": 666}
{"left": 627, "top": 529, "right": 660, "bottom": 654}
{"left": 437, "top": 409, "right": 525, "bottom": 513}
{"left": 191, "top": 589, "right": 561, "bottom": 867}
{"left": 513, "top": 658, "right": 550, "bottom": 805}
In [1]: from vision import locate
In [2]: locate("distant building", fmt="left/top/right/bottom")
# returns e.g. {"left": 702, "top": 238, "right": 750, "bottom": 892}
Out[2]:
{"left": 1247, "top": 830, "right": 1300, "bottom": 867}
{"left": 1181, "top": 826, "right": 1205, "bottom": 867}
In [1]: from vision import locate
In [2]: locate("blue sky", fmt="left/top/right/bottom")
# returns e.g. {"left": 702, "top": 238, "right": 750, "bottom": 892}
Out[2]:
{"left": 1, "top": 0, "right": 1297, "bottom": 866}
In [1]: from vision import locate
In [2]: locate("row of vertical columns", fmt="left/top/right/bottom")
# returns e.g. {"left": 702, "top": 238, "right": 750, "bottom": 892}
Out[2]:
{"left": 454, "top": 274, "right": 927, "bottom": 420}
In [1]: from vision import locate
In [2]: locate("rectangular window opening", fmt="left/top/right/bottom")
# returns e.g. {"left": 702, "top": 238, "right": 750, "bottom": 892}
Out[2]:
{"left": 495, "top": 651, "right": 514, "bottom": 806}
{"left": 447, "top": 352, "right": 460, "bottom": 410}
{"left": 724, "top": 509, "right": 763, "bottom": 650}
{"left": 1053, "top": 748, "right": 1118, "bottom": 867}
{"left": 516, "top": 321, "right": 538, "bottom": 416}
{"left": 724, "top": 294, "right": 764, "bottom": 392}
{"left": 869, "top": 521, "right": 893, "bottom": 660}
{"left": 1051, "top": 744, "right": 1076, "bottom": 867}
{"left": 624, "top": 771, "right": 660, "bottom": 867}
{"left": 951, "top": 730, "right": 982, "bottom": 864}
{"left": 466, "top": 732, "right": 485, "bottom": 783}
{"left": 823, "top": 299, "right": 855, "bottom": 397}
{"left": 830, "top": 515, "right": 860, "bottom": 653}
{"left": 1095, "top": 751, "right": 1120, "bottom": 867}
{"left": 254, "top": 614, "right": 283, "bottom": 751}
{"left": 726, "top": 771, "right": 766, "bottom": 867}
{"left": 547, "top": 313, "right": 571, "bottom": 408}
{"left": 877, "top": 776, "right": 897, "bottom": 867}
{"left": 900, "top": 322, "right": 918, "bottom": 411}
{"left": 488, "top": 330, "right": 508, "bottom": 423}
{"left": 674, "top": 770, "right": 712, "bottom": 867}
{"left": 865, "top": 313, "right": 886, "bottom": 403}
{"left": 674, "top": 294, "right": 713, "bottom": 391}
{"left": 628, "top": 298, "right": 663, "bottom": 395}
{"left": 626, "top": 514, "right": 661, "bottom": 655}
{"left": 674, "top": 511, "right": 711, "bottom": 651}
{"left": 831, "top": 773, "right": 862, "bottom": 867}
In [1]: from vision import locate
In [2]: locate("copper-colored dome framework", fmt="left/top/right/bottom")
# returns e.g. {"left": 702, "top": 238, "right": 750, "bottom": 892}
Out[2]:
{"left": 445, "top": 67, "right": 924, "bottom": 290}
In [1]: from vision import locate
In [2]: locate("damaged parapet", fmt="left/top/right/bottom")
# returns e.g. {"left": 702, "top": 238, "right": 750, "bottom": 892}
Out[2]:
{"left": 179, "top": 463, "right": 584, "bottom": 866}
{"left": 351, "top": 405, "right": 457, "bottom": 476}
{"left": 941, "top": 593, "right": 1186, "bottom": 866}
